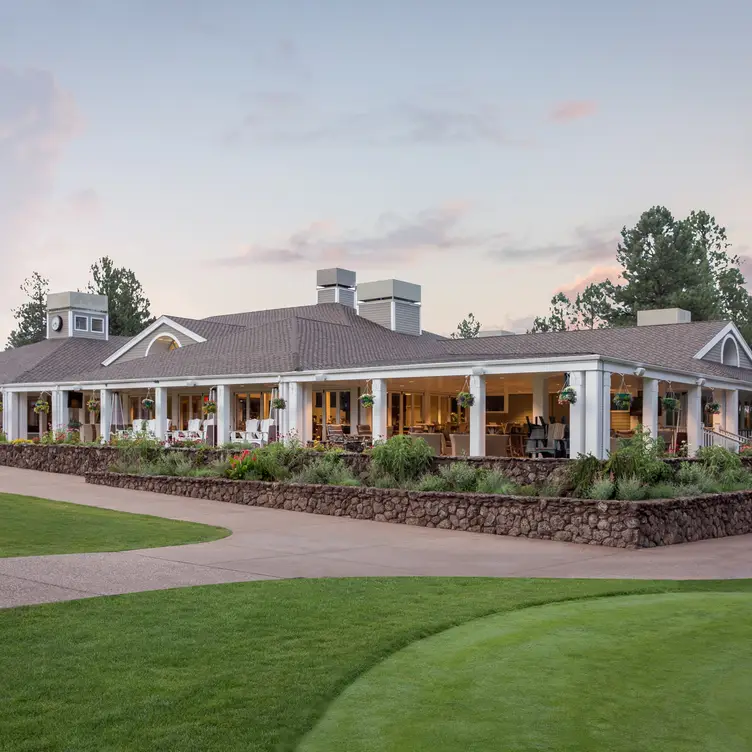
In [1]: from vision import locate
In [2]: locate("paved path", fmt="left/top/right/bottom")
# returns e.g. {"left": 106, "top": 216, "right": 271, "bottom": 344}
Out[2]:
{"left": 2, "top": 467, "right": 752, "bottom": 608}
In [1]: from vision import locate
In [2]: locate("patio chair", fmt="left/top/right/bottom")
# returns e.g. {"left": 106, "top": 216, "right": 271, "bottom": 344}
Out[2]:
{"left": 356, "top": 424, "right": 372, "bottom": 438}
{"left": 326, "top": 424, "right": 346, "bottom": 446}
{"left": 417, "top": 432, "right": 444, "bottom": 456}
{"left": 131, "top": 419, "right": 148, "bottom": 436}
{"left": 450, "top": 434, "right": 470, "bottom": 457}
{"left": 258, "top": 418, "right": 274, "bottom": 444}
{"left": 486, "top": 433, "right": 510, "bottom": 457}
{"left": 230, "top": 419, "right": 262, "bottom": 446}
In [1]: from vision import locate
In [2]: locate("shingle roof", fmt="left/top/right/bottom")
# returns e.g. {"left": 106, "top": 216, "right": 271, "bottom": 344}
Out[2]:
{"left": 2, "top": 304, "right": 751, "bottom": 386}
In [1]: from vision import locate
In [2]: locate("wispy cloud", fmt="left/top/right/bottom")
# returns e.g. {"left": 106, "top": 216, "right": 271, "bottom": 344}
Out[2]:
{"left": 488, "top": 223, "right": 620, "bottom": 265}
{"left": 224, "top": 93, "right": 522, "bottom": 147}
{"left": 216, "top": 203, "right": 506, "bottom": 268}
{"left": 549, "top": 100, "right": 598, "bottom": 123}
{"left": 556, "top": 265, "right": 622, "bottom": 298}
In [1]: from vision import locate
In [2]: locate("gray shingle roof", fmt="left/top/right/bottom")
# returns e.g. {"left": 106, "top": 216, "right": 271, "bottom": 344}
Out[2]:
{"left": 2, "top": 304, "right": 751, "bottom": 386}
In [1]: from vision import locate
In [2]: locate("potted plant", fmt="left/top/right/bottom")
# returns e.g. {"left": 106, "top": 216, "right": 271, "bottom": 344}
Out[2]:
{"left": 557, "top": 386, "right": 577, "bottom": 405}
{"left": 456, "top": 391, "right": 475, "bottom": 408}
{"left": 141, "top": 397, "right": 155, "bottom": 411}
{"left": 661, "top": 395, "right": 679, "bottom": 411}
{"left": 86, "top": 398, "right": 100, "bottom": 413}
{"left": 203, "top": 400, "right": 217, "bottom": 416}
{"left": 612, "top": 392, "right": 632, "bottom": 410}
{"left": 271, "top": 397, "right": 287, "bottom": 410}
{"left": 705, "top": 401, "right": 721, "bottom": 415}
{"left": 33, "top": 398, "right": 50, "bottom": 415}
{"left": 359, "top": 393, "right": 375, "bottom": 408}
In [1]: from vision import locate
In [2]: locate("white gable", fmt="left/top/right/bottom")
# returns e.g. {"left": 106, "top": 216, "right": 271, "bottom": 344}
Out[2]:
{"left": 694, "top": 323, "right": 752, "bottom": 369}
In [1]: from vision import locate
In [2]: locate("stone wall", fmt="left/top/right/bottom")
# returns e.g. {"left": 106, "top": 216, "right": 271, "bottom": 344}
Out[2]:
{"left": 0, "top": 443, "right": 569, "bottom": 483}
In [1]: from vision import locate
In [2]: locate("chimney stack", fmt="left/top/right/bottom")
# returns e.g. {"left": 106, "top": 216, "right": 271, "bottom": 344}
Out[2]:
{"left": 47, "top": 291, "right": 109, "bottom": 340}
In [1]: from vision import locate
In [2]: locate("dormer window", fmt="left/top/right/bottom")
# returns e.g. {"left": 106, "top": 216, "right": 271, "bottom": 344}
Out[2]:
{"left": 91, "top": 317, "right": 104, "bottom": 333}
{"left": 722, "top": 335, "right": 740, "bottom": 367}
{"left": 74, "top": 316, "right": 88, "bottom": 332}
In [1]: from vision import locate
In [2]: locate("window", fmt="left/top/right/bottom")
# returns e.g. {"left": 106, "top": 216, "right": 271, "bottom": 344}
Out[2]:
{"left": 74, "top": 316, "right": 88, "bottom": 331}
{"left": 721, "top": 336, "right": 740, "bottom": 367}
{"left": 91, "top": 317, "right": 104, "bottom": 333}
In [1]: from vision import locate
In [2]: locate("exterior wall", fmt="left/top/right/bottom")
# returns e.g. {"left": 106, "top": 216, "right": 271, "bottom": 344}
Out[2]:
{"left": 85, "top": 472, "right": 752, "bottom": 549}
{"left": 48, "top": 308, "right": 108, "bottom": 340}
{"left": 47, "top": 309, "right": 71, "bottom": 339}
{"left": 113, "top": 323, "right": 190, "bottom": 363}
{"left": 702, "top": 337, "right": 752, "bottom": 368}
{"left": 317, "top": 287, "right": 337, "bottom": 304}
{"left": 394, "top": 300, "right": 421, "bottom": 336}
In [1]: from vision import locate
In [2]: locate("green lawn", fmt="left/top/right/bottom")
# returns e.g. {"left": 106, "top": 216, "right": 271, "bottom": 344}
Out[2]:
{"left": 1, "top": 578, "right": 751, "bottom": 751}
{"left": 300, "top": 591, "right": 752, "bottom": 752}
{"left": 0, "top": 493, "right": 229, "bottom": 557}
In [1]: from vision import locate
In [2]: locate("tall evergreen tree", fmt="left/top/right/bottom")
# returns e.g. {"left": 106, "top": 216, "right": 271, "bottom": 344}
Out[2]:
{"left": 451, "top": 313, "right": 481, "bottom": 339}
{"left": 87, "top": 256, "right": 154, "bottom": 336}
{"left": 6, "top": 272, "right": 49, "bottom": 349}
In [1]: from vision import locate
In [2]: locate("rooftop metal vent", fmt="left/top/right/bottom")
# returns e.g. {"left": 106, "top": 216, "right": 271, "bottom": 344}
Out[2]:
{"left": 357, "top": 279, "right": 422, "bottom": 336}
{"left": 636, "top": 308, "right": 692, "bottom": 326}
{"left": 316, "top": 268, "right": 356, "bottom": 308}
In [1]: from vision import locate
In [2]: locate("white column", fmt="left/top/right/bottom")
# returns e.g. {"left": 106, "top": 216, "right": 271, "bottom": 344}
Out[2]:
{"left": 100, "top": 388, "right": 112, "bottom": 443}
{"left": 4, "top": 392, "right": 19, "bottom": 440}
{"left": 686, "top": 384, "right": 703, "bottom": 456}
{"left": 18, "top": 395, "right": 28, "bottom": 440}
{"left": 154, "top": 386, "right": 167, "bottom": 441}
{"left": 531, "top": 374, "right": 549, "bottom": 424}
{"left": 568, "top": 372, "right": 586, "bottom": 458}
{"left": 642, "top": 378, "right": 659, "bottom": 440}
{"left": 1, "top": 390, "right": 7, "bottom": 438}
{"left": 350, "top": 387, "right": 359, "bottom": 434}
{"left": 469, "top": 373, "right": 487, "bottom": 457}
{"left": 302, "top": 384, "right": 313, "bottom": 444}
{"left": 725, "top": 389, "right": 739, "bottom": 440}
{"left": 51, "top": 389, "right": 68, "bottom": 432}
{"left": 171, "top": 392, "right": 180, "bottom": 431}
{"left": 286, "top": 382, "right": 303, "bottom": 441}
{"left": 601, "top": 373, "right": 612, "bottom": 458}
{"left": 372, "top": 378, "right": 388, "bottom": 442}
{"left": 216, "top": 385, "right": 231, "bottom": 446}
{"left": 584, "top": 370, "right": 605, "bottom": 459}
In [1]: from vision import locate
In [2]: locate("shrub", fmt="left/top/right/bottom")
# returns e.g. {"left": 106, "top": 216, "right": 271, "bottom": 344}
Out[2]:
{"left": 587, "top": 476, "right": 615, "bottom": 500}
{"left": 370, "top": 435, "right": 434, "bottom": 484}
{"left": 438, "top": 462, "right": 478, "bottom": 492}
{"left": 645, "top": 483, "right": 680, "bottom": 499}
{"left": 292, "top": 453, "right": 360, "bottom": 487}
{"left": 517, "top": 485, "right": 538, "bottom": 496}
{"left": 141, "top": 453, "right": 194, "bottom": 477}
{"left": 615, "top": 475, "right": 647, "bottom": 501}
{"left": 605, "top": 425, "right": 672, "bottom": 485}
{"left": 186, "top": 466, "right": 223, "bottom": 478}
{"left": 695, "top": 445, "right": 744, "bottom": 481}
{"left": 675, "top": 463, "right": 721, "bottom": 494}
{"left": 0, "top": 431, "right": 6, "bottom": 443}
{"left": 568, "top": 453, "right": 603, "bottom": 497}
{"left": 416, "top": 474, "right": 451, "bottom": 492}
{"left": 367, "top": 472, "right": 402, "bottom": 489}
{"left": 476, "top": 470, "right": 518, "bottom": 495}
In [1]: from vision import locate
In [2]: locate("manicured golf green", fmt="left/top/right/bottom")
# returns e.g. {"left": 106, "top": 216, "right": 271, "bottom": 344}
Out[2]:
{"left": 300, "top": 592, "right": 752, "bottom": 752}
{"left": 2, "top": 578, "right": 751, "bottom": 751}
{"left": 0, "top": 492, "right": 229, "bottom": 557}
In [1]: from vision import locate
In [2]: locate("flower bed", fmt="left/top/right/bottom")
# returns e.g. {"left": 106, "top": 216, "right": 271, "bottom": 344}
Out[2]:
{"left": 83, "top": 471, "right": 752, "bottom": 549}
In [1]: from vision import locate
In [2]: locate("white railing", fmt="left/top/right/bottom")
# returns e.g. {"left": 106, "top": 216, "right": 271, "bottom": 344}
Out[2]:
{"left": 702, "top": 428, "right": 749, "bottom": 451}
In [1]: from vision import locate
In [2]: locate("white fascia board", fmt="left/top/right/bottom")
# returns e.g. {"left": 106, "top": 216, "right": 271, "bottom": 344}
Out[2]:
{"left": 601, "top": 357, "right": 752, "bottom": 390}
{"left": 694, "top": 322, "right": 752, "bottom": 362}
{"left": 100, "top": 316, "right": 207, "bottom": 366}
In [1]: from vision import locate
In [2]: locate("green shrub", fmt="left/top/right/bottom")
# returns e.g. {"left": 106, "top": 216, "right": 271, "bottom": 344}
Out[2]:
{"left": 187, "top": 467, "right": 223, "bottom": 478}
{"left": 141, "top": 453, "right": 194, "bottom": 477}
{"left": 645, "top": 483, "right": 680, "bottom": 499}
{"left": 517, "top": 485, "right": 538, "bottom": 497}
{"left": 438, "top": 462, "right": 478, "bottom": 492}
{"left": 568, "top": 454, "right": 603, "bottom": 497}
{"left": 416, "top": 474, "right": 451, "bottom": 492}
{"left": 605, "top": 425, "right": 672, "bottom": 485}
{"left": 292, "top": 453, "right": 360, "bottom": 487}
{"left": 476, "top": 470, "right": 518, "bottom": 496}
{"left": 0, "top": 431, "right": 6, "bottom": 443}
{"left": 695, "top": 445, "right": 745, "bottom": 481}
{"left": 370, "top": 436, "right": 434, "bottom": 484}
{"left": 538, "top": 480, "right": 566, "bottom": 498}
{"left": 587, "top": 476, "right": 615, "bottom": 500}
{"left": 615, "top": 475, "right": 647, "bottom": 501}
{"left": 367, "top": 472, "right": 402, "bottom": 489}
{"left": 675, "top": 463, "right": 721, "bottom": 494}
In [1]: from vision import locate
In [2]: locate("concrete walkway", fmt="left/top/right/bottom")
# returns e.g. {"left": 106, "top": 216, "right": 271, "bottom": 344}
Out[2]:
{"left": 2, "top": 467, "right": 752, "bottom": 608}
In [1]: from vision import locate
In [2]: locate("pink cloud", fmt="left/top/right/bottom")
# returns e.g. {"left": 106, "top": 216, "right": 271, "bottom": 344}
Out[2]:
{"left": 550, "top": 100, "right": 598, "bottom": 123}
{"left": 556, "top": 265, "right": 621, "bottom": 298}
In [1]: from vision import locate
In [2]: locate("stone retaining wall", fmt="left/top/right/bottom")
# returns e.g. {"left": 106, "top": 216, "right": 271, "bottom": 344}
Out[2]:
{"left": 84, "top": 471, "right": 752, "bottom": 548}
{"left": 0, "top": 443, "right": 568, "bottom": 484}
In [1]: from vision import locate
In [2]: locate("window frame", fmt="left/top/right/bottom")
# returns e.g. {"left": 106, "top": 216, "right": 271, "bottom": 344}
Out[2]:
{"left": 90, "top": 317, "right": 105, "bottom": 333}
{"left": 74, "top": 315, "right": 89, "bottom": 332}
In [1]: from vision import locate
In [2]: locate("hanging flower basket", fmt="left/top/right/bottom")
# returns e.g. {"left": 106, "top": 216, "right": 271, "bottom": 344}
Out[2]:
{"left": 141, "top": 398, "right": 155, "bottom": 411}
{"left": 557, "top": 386, "right": 577, "bottom": 405}
{"left": 613, "top": 392, "right": 632, "bottom": 411}
{"left": 661, "top": 395, "right": 679, "bottom": 411}
{"left": 271, "top": 397, "right": 287, "bottom": 410}
{"left": 705, "top": 401, "right": 721, "bottom": 415}
{"left": 33, "top": 399, "right": 50, "bottom": 415}
{"left": 456, "top": 391, "right": 475, "bottom": 408}
{"left": 359, "top": 394, "right": 375, "bottom": 408}
{"left": 203, "top": 400, "right": 217, "bottom": 416}
{"left": 86, "top": 398, "right": 100, "bottom": 413}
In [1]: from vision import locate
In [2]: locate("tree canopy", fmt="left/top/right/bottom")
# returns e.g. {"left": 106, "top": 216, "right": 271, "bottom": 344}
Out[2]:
{"left": 87, "top": 256, "right": 154, "bottom": 337}
{"left": 6, "top": 273, "right": 49, "bottom": 349}
{"left": 451, "top": 313, "right": 481, "bottom": 339}
{"left": 532, "top": 206, "right": 752, "bottom": 340}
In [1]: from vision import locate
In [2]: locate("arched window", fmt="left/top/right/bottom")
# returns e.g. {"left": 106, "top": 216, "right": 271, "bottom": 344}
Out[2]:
{"left": 145, "top": 334, "right": 181, "bottom": 356}
{"left": 721, "top": 335, "right": 740, "bottom": 367}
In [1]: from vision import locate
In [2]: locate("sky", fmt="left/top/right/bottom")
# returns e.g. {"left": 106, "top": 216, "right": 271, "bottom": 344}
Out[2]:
{"left": 1, "top": 0, "right": 751, "bottom": 340}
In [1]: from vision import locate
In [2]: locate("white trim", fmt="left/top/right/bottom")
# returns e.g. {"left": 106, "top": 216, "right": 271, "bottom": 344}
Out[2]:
{"left": 694, "top": 322, "right": 752, "bottom": 363}
{"left": 721, "top": 334, "right": 740, "bottom": 367}
{"left": 68, "top": 310, "right": 73, "bottom": 335}
{"left": 90, "top": 316, "right": 105, "bottom": 335}
{"left": 101, "top": 316, "right": 207, "bottom": 366}
{"left": 74, "top": 314, "right": 89, "bottom": 332}
{"left": 144, "top": 333, "right": 182, "bottom": 356}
